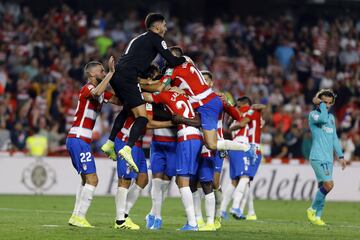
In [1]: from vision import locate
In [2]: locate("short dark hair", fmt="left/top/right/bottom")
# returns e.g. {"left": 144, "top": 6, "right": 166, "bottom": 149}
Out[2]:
{"left": 145, "top": 13, "right": 165, "bottom": 30}
{"left": 201, "top": 70, "right": 213, "bottom": 80}
{"left": 169, "top": 46, "right": 183, "bottom": 57}
{"left": 84, "top": 61, "right": 102, "bottom": 74}
{"left": 318, "top": 89, "right": 336, "bottom": 104}
{"left": 237, "top": 96, "right": 252, "bottom": 105}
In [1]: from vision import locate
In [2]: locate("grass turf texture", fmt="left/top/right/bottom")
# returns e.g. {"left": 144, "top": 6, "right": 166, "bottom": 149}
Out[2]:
{"left": 0, "top": 195, "right": 359, "bottom": 240}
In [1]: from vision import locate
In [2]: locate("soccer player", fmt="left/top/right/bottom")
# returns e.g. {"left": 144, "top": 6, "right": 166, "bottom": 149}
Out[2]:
{"left": 145, "top": 123, "right": 177, "bottom": 230}
{"left": 106, "top": 13, "right": 186, "bottom": 172}
{"left": 201, "top": 70, "right": 229, "bottom": 229}
{"left": 220, "top": 96, "right": 264, "bottom": 220}
{"left": 67, "top": 57, "right": 119, "bottom": 227}
{"left": 114, "top": 104, "right": 174, "bottom": 230}
{"left": 307, "top": 89, "right": 346, "bottom": 226}
{"left": 142, "top": 90, "right": 202, "bottom": 231}
{"left": 159, "top": 47, "right": 251, "bottom": 153}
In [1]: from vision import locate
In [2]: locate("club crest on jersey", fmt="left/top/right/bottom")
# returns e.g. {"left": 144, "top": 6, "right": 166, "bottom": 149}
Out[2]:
{"left": 161, "top": 40, "right": 167, "bottom": 49}
{"left": 165, "top": 68, "right": 173, "bottom": 75}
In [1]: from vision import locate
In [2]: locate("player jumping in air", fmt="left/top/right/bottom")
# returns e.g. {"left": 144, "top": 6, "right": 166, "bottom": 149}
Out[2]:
{"left": 103, "top": 13, "right": 186, "bottom": 172}
{"left": 307, "top": 89, "right": 346, "bottom": 226}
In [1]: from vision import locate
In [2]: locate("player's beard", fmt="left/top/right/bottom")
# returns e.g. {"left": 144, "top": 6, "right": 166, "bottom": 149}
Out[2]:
{"left": 96, "top": 77, "right": 103, "bottom": 83}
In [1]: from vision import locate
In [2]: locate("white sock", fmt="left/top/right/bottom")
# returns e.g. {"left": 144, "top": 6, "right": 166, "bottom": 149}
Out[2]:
{"left": 214, "top": 189, "right": 223, "bottom": 217}
{"left": 217, "top": 139, "right": 250, "bottom": 151}
{"left": 77, "top": 184, "right": 95, "bottom": 218}
{"left": 125, "top": 184, "right": 142, "bottom": 214}
{"left": 205, "top": 192, "right": 215, "bottom": 224}
{"left": 247, "top": 189, "right": 255, "bottom": 216}
{"left": 232, "top": 178, "right": 250, "bottom": 209}
{"left": 151, "top": 178, "right": 163, "bottom": 218}
{"left": 180, "top": 186, "right": 197, "bottom": 227}
{"left": 192, "top": 190, "right": 203, "bottom": 221}
{"left": 220, "top": 184, "right": 235, "bottom": 212}
{"left": 72, "top": 184, "right": 84, "bottom": 216}
{"left": 115, "top": 187, "right": 128, "bottom": 221}
{"left": 162, "top": 180, "right": 170, "bottom": 201}
{"left": 239, "top": 184, "right": 250, "bottom": 212}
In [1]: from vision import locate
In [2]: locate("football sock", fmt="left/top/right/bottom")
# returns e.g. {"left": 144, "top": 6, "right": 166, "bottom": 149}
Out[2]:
{"left": 127, "top": 116, "right": 148, "bottom": 147}
{"left": 192, "top": 190, "right": 203, "bottom": 221}
{"left": 232, "top": 177, "right": 250, "bottom": 209}
{"left": 72, "top": 184, "right": 84, "bottom": 216}
{"left": 247, "top": 189, "right": 255, "bottom": 216}
{"left": 239, "top": 184, "right": 250, "bottom": 212}
{"left": 312, "top": 186, "right": 328, "bottom": 218}
{"left": 77, "top": 184, "right": 95, "bottom": 218}
{"left": 162, "top": 180, "right": 170, "bottom": 200}
{"left": 217, "top": 139, "right": 250, "bottom": 151}
{"left": 151, "top": 178, "right": 163, "bottom": 218}
{"left": 125, "top": 184, "right": 142, "bottom": 214}
{"left": 180, "top": 186, "right": 197, "bottom": 227}
{"left": 115, "top": 187, "right": 128, "bottom": 221}
{"left": 214, "top": 188, "right": 223, "bottom": 217}
{"left": 109, "top": 110, "right": 128, "bottom": 141}
{"left": 205, "top": 192, "right": 215, "bottom": 224}
{"left": 220, "top": 184, "right": 235, "bottom": 212}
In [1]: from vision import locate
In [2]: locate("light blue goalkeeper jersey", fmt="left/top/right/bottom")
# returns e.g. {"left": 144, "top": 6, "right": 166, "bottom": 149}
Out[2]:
{"left": 308, "top": 102, "right": 344, "bottom": 162}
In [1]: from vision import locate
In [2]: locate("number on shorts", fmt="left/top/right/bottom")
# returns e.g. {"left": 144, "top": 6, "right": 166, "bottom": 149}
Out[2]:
{"left": 80, "top": 152, "right": 92, "bottom": 163}
{"left": 320, "top": 163, "right": 330, "bottom": 176}
{"left": 243, "top": 156, "right": 250, "bottom": 171}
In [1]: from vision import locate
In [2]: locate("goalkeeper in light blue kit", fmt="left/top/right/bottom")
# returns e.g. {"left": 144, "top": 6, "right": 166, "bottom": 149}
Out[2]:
{"left": 307, "top": 89, "right": 347, "bottom": 226}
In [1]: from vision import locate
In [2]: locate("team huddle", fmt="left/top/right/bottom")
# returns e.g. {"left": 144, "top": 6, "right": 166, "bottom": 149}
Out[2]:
{"left": 65, "top": 13, "right": 346, "bottom": 231}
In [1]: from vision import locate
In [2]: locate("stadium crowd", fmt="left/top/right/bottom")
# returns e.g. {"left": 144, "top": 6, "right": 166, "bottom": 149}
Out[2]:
{"left": 0, "top": 2, "right": 359, "bottom": 160}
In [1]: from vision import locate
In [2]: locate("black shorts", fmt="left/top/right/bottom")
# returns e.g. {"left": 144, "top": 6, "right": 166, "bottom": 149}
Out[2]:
{"left": 110, "top": 65, "right": 145, "bottom": 109}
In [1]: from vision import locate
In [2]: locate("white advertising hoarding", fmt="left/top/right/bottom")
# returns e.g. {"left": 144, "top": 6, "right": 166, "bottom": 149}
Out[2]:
{"left": 0, "top": 156, "right": 359, "bottom": 201}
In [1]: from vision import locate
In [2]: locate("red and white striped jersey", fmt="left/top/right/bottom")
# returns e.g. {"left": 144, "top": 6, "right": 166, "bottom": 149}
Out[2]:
{"left": 152, "top": 91, "right": 201, "bottom": 142}
{"left": 230, "top": 105, "right": 251, "bottom": 143}
{"left": 161, "top": 62, "right": 217, "bottom": 109}
{"left": 68, "top": 83, "right": 113, "bottom": 143}
{"left": 153, "top": 127, "right": 177, "bottom": 142}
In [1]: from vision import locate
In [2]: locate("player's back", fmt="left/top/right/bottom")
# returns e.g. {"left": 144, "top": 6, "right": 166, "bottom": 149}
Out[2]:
{"left": 166, "top": 63, "right": 216, "bottom": 108}
{"left": 151, "top": 90, "right": 201, "bottom": 141}
{"left": 118, "top": 31, "right": 160, "bottom": 74}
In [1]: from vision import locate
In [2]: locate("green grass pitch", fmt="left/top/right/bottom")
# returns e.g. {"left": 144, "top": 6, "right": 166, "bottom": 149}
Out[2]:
{"left": 0, "top": 195, "right": 359, "bottom": 240}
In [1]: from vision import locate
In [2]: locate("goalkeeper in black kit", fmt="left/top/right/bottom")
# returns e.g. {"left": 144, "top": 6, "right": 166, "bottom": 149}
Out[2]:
{"left": 102, "top": 13, "right": 186, "bottom": 171}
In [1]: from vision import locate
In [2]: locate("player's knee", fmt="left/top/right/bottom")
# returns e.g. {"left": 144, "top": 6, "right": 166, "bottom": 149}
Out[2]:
{"left": 86, "top": 174, "right": 98, "bottom": 186}
{"left": 323, "top": 181, "right": 334, "bottom": 192}
{"left": 136, "top": 174, "right": 149, "bottom": 188}
{"left": 201, "top": 181, "right": 214, "bottom": 195}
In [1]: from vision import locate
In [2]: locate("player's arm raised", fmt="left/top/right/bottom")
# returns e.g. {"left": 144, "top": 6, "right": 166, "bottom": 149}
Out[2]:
{"left": 90, "top": 56, "right": 115, "bottom": 97}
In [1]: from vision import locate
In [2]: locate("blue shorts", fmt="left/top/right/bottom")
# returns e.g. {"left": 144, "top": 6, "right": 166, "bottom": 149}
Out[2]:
{"left": 214, "top": 151, "right": 224, "bottom": 173}
{"left": 66, "top": 138, "right": 96, "bottom": 175}
{"left": 115, "top": 137, "right": 147, "bottom": 179}
{"left": 196, "top": 156, "right": 215, "bottom": 182}
{"left": 228, "top": 150, "right": 250, "bottom": 180}
{"left": 310, "top": 159, "right": 333, "bottom": 182}
{"left": 249, "top": 153, "right": 262, "bottom": 179}
{"left": 150, "top": 141, "right": 177, "bottom": 177}
{"left": 197, "top": 96, "right": 223, "bottom": 131}
{"left": 176, "top": 139, "right": 202, "bottom": 176}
